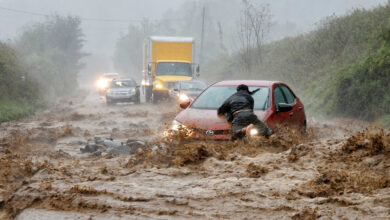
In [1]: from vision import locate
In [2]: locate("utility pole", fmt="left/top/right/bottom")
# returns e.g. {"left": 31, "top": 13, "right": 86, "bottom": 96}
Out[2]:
{"left": 199, "top": 5, "right": 206, "bottom": 67}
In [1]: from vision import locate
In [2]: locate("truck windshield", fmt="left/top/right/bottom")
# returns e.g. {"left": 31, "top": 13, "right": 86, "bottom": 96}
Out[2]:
{"left": 156, "top": 62, "right": 192, "bottom": 77}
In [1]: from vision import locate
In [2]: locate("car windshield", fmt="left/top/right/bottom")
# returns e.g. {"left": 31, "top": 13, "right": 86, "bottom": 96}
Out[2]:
{"left": 180, "top": 81, "right": 207, "bottom": 91}
{"left": 191, "top": 86, "right": 270, "bottom": 110}
{"left": 110, "top": 80, "right": 135, "bottom": 88}
{"left": 156, "top": 62, "right": 192, "bottom": 76}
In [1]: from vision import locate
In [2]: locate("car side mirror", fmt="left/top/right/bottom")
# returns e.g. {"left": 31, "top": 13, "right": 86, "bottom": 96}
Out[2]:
{"left": 277, "top": 103, "right": 293, "bottom": 113}
{"left": 147, "top": 63, "right": 152, "bottom": 75}
{"left": 180, "top": 101, "right": 191, "bottom": 109}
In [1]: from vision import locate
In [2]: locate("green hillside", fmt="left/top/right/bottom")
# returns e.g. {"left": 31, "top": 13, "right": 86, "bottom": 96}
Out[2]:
{"left": 0, "top": 43, "right": 41, "bottom": 122}
{"left": 205, "top": 3, "right": 390, "bottom": 126}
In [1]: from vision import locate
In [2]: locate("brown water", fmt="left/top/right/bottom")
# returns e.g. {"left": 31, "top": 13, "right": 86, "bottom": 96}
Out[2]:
{"left": 0, "top": 91, "right": 389, "bottom": 220}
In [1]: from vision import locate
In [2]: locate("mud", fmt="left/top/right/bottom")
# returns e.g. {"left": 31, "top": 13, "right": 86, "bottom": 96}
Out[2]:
{"left": 0, "top": 91, "right": 389, "bottom": 219}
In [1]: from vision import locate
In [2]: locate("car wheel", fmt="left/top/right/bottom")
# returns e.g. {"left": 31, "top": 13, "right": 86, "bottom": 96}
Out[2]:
{"left": 134, "top": 94, "right": 140, "bottom": 104}
{"left": 301, "top": 120, "right": 307, "bottom": 136}
{"left": 152, "top": 92, "right": 159, "bottom": 104}
{"left": 106, "top": 99, "right": 114, "bottom": 106}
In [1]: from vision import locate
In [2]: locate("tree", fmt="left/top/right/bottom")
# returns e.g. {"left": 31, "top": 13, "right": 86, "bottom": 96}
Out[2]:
{"left": 236, "top": 0, "right": 271, "bottom": 71}
{"left": 15, "top": 15, "right": 86, "bottom": 99}
{"left": 113, "top": 19, "right": 157, "bottom": 79}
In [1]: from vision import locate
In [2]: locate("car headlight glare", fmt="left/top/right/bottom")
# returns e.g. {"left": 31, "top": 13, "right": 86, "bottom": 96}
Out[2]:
{"left": 155, "top": 83, "right": 163, "bottom": 89}
{"left": 171, "top": 120, "right": 182, "bottom": 131}
{"left": 97, "top": 79, "right": 108, "bottom": 89}
{"left": 179, "top": 94, "right": 189, "bottom": 102}
{"left": 249, "top": 128, "right": 259, "bottom": 136}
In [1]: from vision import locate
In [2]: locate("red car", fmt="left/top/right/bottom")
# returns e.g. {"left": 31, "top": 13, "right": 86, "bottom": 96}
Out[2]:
{"left": 171, "top": 80, "right": 306, "bottom": 140}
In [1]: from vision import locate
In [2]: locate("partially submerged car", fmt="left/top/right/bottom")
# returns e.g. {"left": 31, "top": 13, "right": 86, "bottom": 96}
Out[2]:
{"left": 96, "top": 73, "right": 120, "bottom": 95}
{"left": 171, "top": 80, "right": 306, "bottom": 140}
{"left": 170, "top": 80, "right": 208, "bottom": 102}
{"left": 106, "top": 78, "right": 140, "bottom": 105}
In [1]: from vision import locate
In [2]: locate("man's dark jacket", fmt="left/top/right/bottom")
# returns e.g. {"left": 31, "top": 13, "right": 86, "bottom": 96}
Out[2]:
{"left": 217, "top": 90, "right": 254, "bottom": 121}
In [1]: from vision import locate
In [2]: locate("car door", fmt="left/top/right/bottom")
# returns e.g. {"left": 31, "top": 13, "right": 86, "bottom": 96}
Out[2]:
{"left": 280, "top": 84, "right": 305, "bottom": 127}
{"left": 270, "top": 85, "right": 291, "bottom": 127}
{"left": 279, "top": 84, "right": 301, "bottom": 126}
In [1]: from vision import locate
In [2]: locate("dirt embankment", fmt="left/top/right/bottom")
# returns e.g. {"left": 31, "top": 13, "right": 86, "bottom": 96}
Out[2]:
{"left": 0, "top": 92, "right": 389, "bottom": 219}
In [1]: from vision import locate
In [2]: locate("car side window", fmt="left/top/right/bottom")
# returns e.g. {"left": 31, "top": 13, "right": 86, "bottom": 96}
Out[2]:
{"left": 273, "top": 86, "right": 286, "bottom": 107}
{"left": 280, "top": 85, "right": 295, "bottom": 104}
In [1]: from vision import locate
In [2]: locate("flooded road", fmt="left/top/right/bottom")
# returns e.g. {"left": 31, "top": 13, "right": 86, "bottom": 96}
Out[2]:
{"left": 0, "top": 91, "right": 389, "bottom": 219}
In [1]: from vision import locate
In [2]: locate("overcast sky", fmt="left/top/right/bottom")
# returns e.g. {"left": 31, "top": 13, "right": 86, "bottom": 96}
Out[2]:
{"left": 0, "top": 0, "right": 387, "bottom": 74}
{"left": 0, "top": 0, "right": 386, "bottom": 51}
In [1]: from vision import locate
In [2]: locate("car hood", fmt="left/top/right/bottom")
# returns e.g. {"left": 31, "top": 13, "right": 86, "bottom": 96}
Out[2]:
{"left": 175, "top": 108, "right": 267, "bottom": 130}
{"left": 181, "top": 90, "right": 202, "bottom": 97}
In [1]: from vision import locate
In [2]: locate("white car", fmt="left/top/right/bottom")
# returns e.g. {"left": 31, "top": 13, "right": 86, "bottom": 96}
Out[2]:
{"left": 170, "top": 80, "right": 208, "bottom": 102}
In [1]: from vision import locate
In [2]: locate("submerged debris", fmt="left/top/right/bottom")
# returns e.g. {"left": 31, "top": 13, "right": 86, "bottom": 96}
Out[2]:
{"left": 79, "top": 138, "right": 147, "bottom": 155}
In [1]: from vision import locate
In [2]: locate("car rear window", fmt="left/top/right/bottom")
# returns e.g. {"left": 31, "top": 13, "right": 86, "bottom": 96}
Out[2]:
{"left": 191, "top": 86, "right": 269, "bottom": 110}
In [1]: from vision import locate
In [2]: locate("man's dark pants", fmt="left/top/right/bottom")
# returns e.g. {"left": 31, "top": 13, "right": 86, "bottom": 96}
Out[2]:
{"left": 231, "top": 111, "right": 271, "bottom": 140}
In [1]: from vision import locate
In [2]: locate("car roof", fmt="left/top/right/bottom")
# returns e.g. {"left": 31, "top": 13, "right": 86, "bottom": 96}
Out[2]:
{"left": 212, "top": 80, "right": 281, "bottom": 87}
{"left": 103, "top": 72, "right": 119, "bottom": 76}
{"left": 112, "top": 78, "right": 134, "bottom": 81}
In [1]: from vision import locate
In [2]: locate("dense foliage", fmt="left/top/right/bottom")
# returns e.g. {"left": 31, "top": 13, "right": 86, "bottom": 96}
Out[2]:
{"left": 15, "top": 15, "right": 86, "bottom": 99}
{"left": 0, "top": 15, "right": 86, "bottom": 122}
{"left": 204, "top": 3, "right": 390, "bottom": 126}
{"left": 0, "top": 42, "right": 41, "bottom": 122}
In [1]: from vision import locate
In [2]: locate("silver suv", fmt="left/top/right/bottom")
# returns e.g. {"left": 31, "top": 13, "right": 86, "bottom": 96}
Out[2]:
{"left": 106, "top": 78, "right": 140, "bottom": 105}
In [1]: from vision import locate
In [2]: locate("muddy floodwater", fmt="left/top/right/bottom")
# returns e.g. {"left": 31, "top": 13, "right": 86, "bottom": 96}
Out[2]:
{"left": 0, "top": 91, "right": 389, "bottom": 219}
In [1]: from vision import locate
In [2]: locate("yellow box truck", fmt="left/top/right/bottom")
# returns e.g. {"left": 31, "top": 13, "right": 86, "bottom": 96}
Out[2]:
{"left": 141, "top": 36, "right": 199, "bottom": 103}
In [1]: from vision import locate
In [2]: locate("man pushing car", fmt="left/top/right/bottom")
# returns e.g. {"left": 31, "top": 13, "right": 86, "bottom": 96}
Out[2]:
{"left": 217, "top": 84, "right": 273, "bottom": 140}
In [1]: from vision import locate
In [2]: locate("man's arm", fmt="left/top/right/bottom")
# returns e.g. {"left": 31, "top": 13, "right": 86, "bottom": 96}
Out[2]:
{"left": 217, "top": 97, "right": 231, "bottom": 116}
{"left": 248, "top": 95, "right": 254, "bottom": 110}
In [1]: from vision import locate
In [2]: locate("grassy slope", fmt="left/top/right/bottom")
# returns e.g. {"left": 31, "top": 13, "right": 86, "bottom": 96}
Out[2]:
{"left": 204, "top": 3, "right": 390, "bottom": 126}
{"left": 0, "top": 42, "right": 42, "bottom": 123}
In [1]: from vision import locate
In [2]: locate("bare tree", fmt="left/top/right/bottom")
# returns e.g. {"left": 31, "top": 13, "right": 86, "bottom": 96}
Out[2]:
{"left": 237, "top": 0, "right": 271, "bottom": 71}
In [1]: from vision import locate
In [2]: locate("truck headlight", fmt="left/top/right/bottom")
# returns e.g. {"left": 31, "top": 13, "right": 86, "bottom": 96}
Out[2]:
{"left": 155, "top": 83, "right": 163, "bottom": 89}
{"left": 179, "top": 94, "right": 189, "bottom": 102}
{"left": 249, "top": 128, "right": 259, "bottom": 136}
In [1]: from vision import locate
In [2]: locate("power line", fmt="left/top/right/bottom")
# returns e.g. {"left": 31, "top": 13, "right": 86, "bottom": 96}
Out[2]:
{"left": 0, "top": 6, "right": 46, "bottom": 16}
{"left": 0, "top": 6, "right": 180, "bottom": 23}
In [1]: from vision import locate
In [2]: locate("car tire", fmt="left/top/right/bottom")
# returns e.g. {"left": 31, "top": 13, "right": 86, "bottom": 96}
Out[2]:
{"left": 134, "top": 94, "right": 140, "bottom": 104}
{"left": 152, "top": 92, "right": 159, "bottom": 104}
{"left": 301, "top": 120, "right": 307, "bottom": 136}
{"left": 106, "top": 99, "right": 114, "bottom": 106}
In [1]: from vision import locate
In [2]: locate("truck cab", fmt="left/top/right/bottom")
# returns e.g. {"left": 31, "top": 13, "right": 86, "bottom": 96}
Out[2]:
{"left": 141, "top": 36, "right": 199, "bottom": 103}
